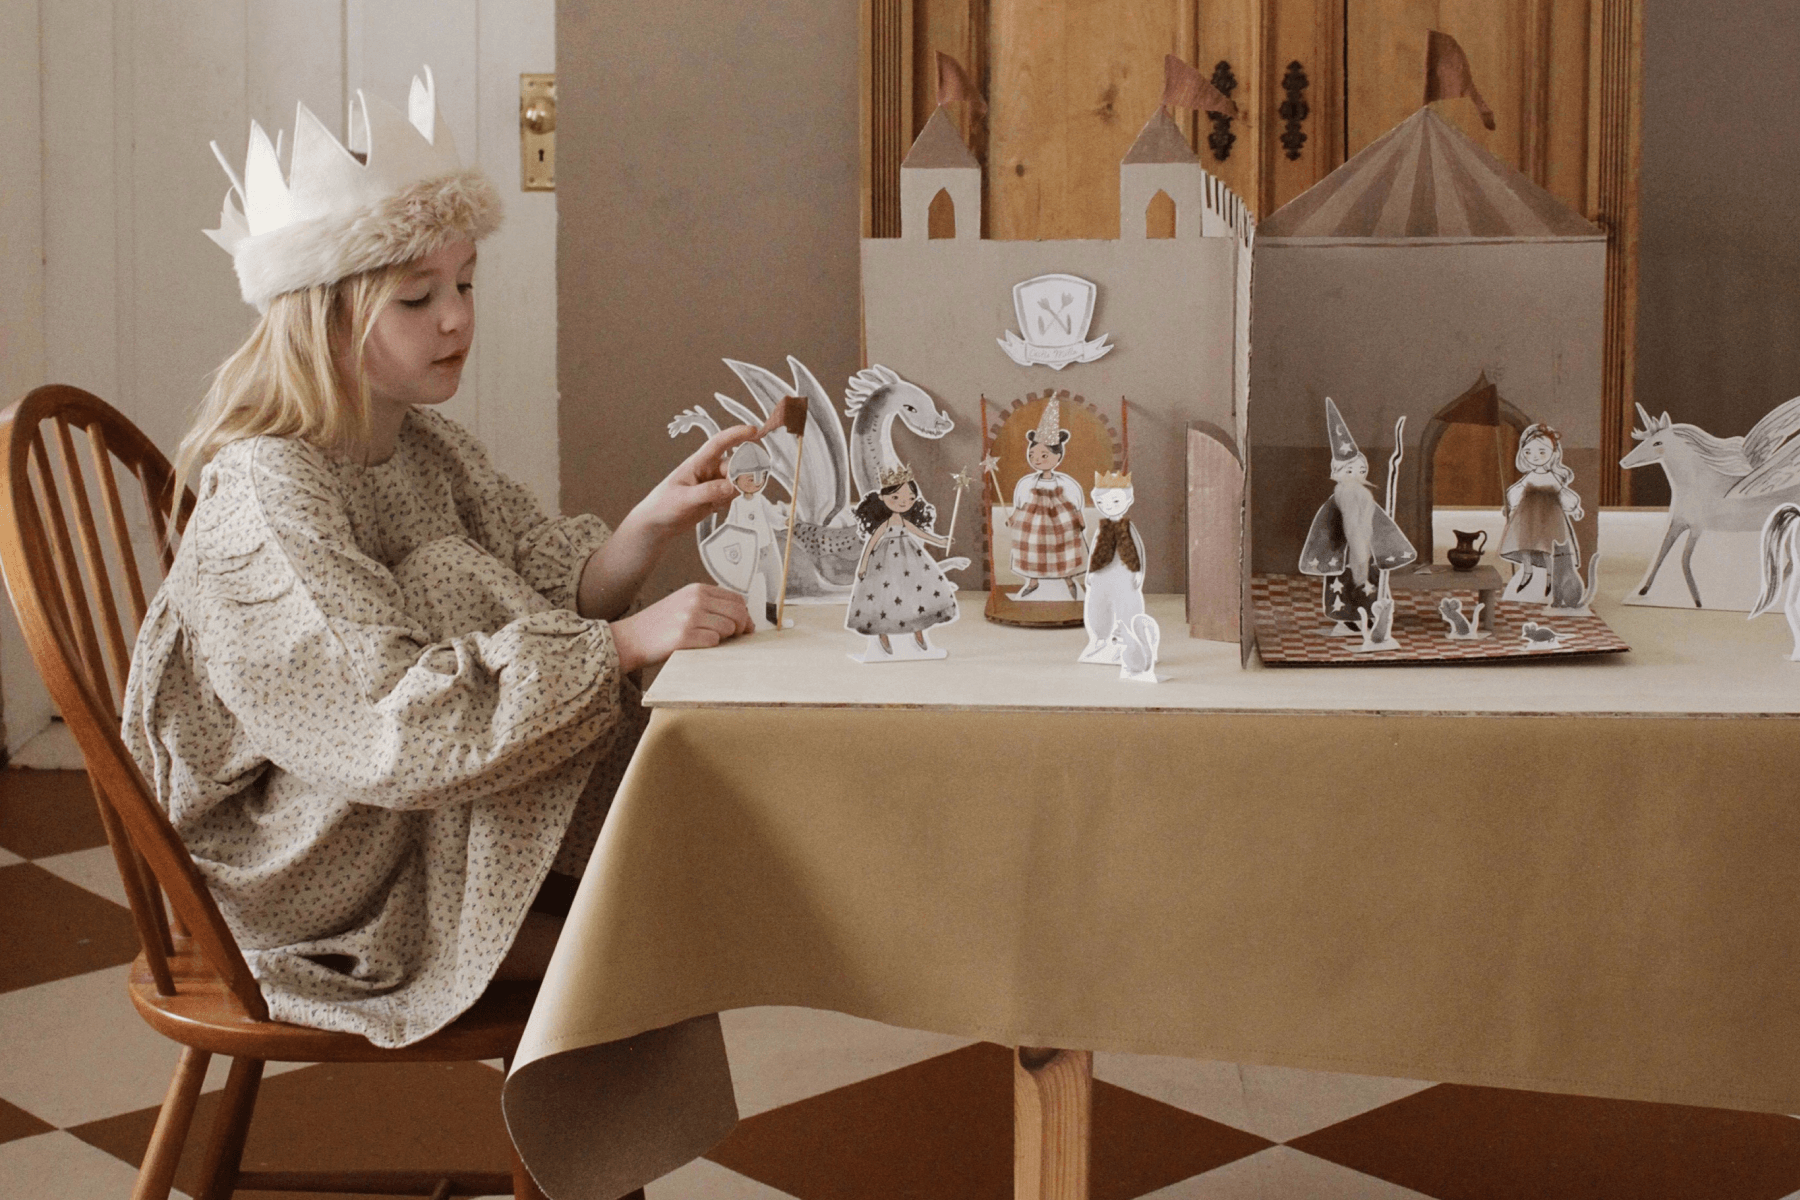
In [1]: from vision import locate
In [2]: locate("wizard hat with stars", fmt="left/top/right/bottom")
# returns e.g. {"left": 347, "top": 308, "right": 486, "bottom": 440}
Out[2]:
{"left": 1324, "top": 397, "right": 1364, "bottom": 471}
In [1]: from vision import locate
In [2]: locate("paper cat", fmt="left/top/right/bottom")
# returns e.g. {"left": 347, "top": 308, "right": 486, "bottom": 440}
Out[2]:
{"left": 1545, "top": 539, "right": 1602, "bottom": 613}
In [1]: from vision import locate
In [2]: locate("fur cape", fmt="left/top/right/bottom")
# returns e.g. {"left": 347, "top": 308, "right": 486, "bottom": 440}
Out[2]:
{"left": 231, "top": 168, "right": 502, "bottom": 311}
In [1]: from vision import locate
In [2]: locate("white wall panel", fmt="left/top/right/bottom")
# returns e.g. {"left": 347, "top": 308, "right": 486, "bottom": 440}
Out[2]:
{"left": 0, "top": 0, "right": 52, "bottom": 752}
{"left": 474, "top": 0, "right": 558, "bottom": 511}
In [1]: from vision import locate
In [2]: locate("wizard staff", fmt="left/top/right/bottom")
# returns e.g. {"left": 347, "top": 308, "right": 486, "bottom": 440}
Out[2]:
{"left": 1378, "top": 414, "right": 1407, "bottom": 605}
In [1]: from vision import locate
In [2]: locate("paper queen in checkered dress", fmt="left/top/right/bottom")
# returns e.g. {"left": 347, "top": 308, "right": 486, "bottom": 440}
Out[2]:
{"left": 1006, "top": 400, "right": 1089, "bottom": 599}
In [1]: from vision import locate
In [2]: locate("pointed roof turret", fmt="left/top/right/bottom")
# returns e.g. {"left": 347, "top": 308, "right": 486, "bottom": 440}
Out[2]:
{"left": 1260, "top": 106, "right": 1600, "bottom": 239}
{"left": 1123, "top": 108, "right": 1200, "bottom": 165}
{"left": 903, "top": 107, "right": 978, "bottom": 170}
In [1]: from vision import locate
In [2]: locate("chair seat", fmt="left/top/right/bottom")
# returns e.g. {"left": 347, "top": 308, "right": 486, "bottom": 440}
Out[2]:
{"left": 128, "top": 941, "right": 538, "bottom": 1063}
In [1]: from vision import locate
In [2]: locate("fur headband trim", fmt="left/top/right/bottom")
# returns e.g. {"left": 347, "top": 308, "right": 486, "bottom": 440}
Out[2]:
{"left": 231, "top": 168, "right": 502, "bottom": 311}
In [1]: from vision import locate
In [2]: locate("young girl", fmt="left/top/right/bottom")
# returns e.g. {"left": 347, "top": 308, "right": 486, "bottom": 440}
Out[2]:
{"left": 1499, "top": 423, "right": 1583, "bottom": 596}
{"left": 845, "top": 464, "right": 960, "bottom": 657}
{"left": 121, "top": 70, "right": 755, "bottom": 1050}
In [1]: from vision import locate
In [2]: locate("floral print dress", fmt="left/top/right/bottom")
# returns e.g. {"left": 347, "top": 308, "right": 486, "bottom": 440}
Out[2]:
{"left": 122, "top": 409, "right": 642, "bottom": 1048}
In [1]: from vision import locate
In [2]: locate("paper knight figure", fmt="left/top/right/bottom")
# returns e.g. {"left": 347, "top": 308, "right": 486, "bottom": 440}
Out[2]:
{"left": 1006, "top": 399, "right": 1088, "bottom": 600}
{"left": 701, "top": 441, "right": 787, "bottom": 628}
{"left": 1299, "top": 398, "right": 1417, "bottom": 631}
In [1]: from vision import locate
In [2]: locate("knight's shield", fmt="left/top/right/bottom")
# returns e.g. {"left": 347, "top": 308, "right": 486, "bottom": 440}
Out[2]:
{"left": 1012, "top": 274, "right": 1097, "bottom": 350}
{"left": 700, "top": 523, "right": 759, "bottom": 593}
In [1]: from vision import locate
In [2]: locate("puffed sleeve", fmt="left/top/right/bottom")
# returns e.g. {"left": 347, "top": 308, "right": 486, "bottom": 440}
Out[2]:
{"left": 179, "top": 438, "right": 623, "bottom": 812}
{"left": 411, "top": 409, "right": 609, "bottom": 612}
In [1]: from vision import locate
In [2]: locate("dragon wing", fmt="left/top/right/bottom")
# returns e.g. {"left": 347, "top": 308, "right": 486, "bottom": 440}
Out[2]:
{"left": 1742, "top": 395, "right": 1800, "bottom": 468}
{"left": 719, "top": 359, "right": 801, "bottom": 488}
{"left": 1727, "top": 431, "right": 1800, "bottom": 499}
{"left": 787, "top": 356, "right": 852, "bottom": 525}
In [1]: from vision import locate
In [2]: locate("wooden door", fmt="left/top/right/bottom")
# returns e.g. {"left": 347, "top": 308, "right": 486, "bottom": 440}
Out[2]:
{"left": 861, "top": 0, "right": 1641, "bottom": 498}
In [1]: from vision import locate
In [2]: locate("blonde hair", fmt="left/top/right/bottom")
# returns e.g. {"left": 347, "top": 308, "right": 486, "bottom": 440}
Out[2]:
{"left": 174, "top": 263, "right": 412, "bottom": 498}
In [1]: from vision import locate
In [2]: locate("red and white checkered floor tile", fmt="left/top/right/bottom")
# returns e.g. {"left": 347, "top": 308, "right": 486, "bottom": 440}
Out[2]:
{"left": 5, "top": 755, "right": 1799, "bottom": 1200}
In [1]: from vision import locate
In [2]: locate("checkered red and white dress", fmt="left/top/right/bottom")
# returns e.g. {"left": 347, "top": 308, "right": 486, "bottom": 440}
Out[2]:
{"left": 1008, "top": 474, "right": 1086, "bottom": 579}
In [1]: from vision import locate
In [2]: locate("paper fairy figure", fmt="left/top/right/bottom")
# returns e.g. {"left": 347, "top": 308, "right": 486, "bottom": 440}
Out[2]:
{"left": 1006, "top": 399, "right": 1088, "bottom": 600}
{"left": 845, "top": 463, "right": 970, "bottom": 661}
{"left": 1500, "top": 423, "right": 1583, "bottom": 601}
{"left": 1299, "top": 398, "right": 1417, "bottom": 633}
{"left": 1078, "top": 471, "right": 1147, "bottom": 663}
{"left": 700, "top": 441, "right": 788, "bottom": 629}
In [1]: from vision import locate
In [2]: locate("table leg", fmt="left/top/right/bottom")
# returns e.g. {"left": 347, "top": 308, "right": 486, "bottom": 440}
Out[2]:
{"left": 1478, "top": 587, "right": 1497, "bottom": 631}
{"left": 1014, "top": 1047, "right": 1091, "bottom": 1200}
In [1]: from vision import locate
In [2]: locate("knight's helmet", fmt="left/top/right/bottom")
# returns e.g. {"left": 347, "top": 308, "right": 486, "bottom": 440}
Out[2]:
{"left": 1324, "top": 398, "right": 1366, "bottom": 474}
{"left": 728, "top": 441, "right": 773, "bottom": 478}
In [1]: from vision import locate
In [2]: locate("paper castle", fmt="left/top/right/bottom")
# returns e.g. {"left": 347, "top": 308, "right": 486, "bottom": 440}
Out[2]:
{"left": 861, "top": 103, "right": 1254, "bottom": 596}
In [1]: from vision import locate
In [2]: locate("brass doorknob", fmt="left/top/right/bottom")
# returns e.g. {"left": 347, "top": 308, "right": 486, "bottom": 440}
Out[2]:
{"left": 523, "top": 92, "right": 556, "bottom": 135}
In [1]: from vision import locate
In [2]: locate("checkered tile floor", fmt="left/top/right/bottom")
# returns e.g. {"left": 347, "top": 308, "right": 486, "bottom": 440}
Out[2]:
{"left": 8, "top": 748, "right": 1800, "bottom": 1199}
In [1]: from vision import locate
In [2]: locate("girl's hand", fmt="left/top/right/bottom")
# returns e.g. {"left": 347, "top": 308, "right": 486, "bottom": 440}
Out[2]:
{"left": 610, "top": 584, "right": 753, "bottom": 673}
{"left": 629, "top": 426, "right": 761, "bottom": 541}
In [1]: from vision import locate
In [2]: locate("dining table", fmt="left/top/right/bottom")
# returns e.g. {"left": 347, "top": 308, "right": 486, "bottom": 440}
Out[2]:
{"left": 502, "top": 562, "right": 1800, "bottom": 1200}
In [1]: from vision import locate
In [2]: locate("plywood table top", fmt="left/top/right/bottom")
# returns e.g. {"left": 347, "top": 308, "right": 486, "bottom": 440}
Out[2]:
{"left": 645, "top": 558, "right": 1799, "bottom": 717}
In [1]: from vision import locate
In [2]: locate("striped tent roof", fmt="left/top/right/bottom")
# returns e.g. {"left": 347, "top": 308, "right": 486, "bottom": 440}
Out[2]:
{"left": 1259, "top": 107, "right": 1600, "bottom": 240}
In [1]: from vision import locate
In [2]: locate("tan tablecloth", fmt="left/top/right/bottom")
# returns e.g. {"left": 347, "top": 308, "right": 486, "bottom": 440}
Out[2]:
{"left": 504, "top": 585, "right": 1800, "bottom": 1198}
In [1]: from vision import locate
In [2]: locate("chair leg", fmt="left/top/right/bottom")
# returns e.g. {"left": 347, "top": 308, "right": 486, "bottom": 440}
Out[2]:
{"left": 131, "top": 1046, "right": 212, "bottom": 1200}
{"left": 193, "top": 1056, "right": 264, "bottom": 1200}
{"left": 510, "top": 1137, "right": 550, "bottom": 1200}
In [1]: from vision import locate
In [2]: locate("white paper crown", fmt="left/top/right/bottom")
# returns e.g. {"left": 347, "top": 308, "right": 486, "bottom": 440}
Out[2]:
{"left": 205, "top": 66, "right": 502, "bottom": 311}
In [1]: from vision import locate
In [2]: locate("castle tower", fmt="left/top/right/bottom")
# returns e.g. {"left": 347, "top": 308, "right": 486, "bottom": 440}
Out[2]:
{"left": 900, "top": 107, "right": 981, "bottom": 242}
{"left": 1118, "top": 108, "right": 1224, "bottom": 240}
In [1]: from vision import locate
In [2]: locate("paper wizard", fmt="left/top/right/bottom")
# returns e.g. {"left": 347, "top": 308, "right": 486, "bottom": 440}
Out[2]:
{"left": 1299, "top": 398, "right": 1417, "bottom": 629}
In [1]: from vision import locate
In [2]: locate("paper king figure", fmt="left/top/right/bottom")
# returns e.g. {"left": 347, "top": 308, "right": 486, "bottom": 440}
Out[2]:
{"left": 1079, "top": 471, "right": 1147, "bottom": 663}
{"left": 1299, "top": 398, "right": 1418, "bottom": 633}
{"left": 1006, "top": 399, "right": 1088, "bottom": 600}
{"left": 700, "top": 441, "right": 787, "bottom": 629}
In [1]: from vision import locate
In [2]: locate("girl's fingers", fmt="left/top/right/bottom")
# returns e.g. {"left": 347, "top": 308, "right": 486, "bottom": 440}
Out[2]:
{"left": 684, "top": 424, "right": 760, "bottom": 480}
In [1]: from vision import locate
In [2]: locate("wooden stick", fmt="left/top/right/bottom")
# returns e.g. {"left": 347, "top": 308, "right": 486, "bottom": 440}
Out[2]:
{"left": 1014, "top": 1047, "right": 1091, "bottom": 1200}
{"left": 774, "top": 396, "right": 808, "bottom": 629}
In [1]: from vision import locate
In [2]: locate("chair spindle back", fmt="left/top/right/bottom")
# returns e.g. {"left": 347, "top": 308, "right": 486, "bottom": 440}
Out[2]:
{"left": 0, "top": 386, "right": 267, "bottom": 1019}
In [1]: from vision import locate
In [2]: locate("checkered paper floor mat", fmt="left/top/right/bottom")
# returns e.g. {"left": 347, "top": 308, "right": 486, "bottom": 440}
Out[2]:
{"left": 1252, "top": 573, "right": 1630, "bottom": 666}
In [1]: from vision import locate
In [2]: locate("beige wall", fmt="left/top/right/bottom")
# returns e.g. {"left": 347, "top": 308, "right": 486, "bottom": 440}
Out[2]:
{"left": 0, "top": 0, "right": 46, "bottom": 751}
{"left": 1634, "top": 0, "right": 1800, "bottom": 505}
{"left": 555, "top": 0, "right": 862, "bottom": 601}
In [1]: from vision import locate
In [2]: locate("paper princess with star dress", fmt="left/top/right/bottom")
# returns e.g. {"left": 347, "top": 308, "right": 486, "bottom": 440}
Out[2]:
{"left": 1299, "top": 397, "right": 1417, "bottom": 631}
{"left": 1005, "top": 399, "right": 1088, "bottom": 600}
{"left": 846, "top": 464, "right": 968, "bottom": 661}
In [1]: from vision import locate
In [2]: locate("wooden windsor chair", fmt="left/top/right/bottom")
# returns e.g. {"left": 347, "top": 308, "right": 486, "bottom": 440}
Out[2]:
{"left": 0, "top": 385, "right": 552, "bottom": 1200}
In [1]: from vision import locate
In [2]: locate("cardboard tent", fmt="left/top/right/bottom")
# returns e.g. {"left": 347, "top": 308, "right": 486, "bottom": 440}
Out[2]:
{"left": 1248, "top": 105, "right": 1606, "bottom": 575}
{"left": 861, "top": 107, "right": 1253, "bottom": 594}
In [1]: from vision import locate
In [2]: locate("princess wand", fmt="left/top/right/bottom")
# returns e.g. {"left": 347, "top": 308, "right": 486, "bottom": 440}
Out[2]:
{"left": 946, "top": 466, "right": 976, "bottom": 553}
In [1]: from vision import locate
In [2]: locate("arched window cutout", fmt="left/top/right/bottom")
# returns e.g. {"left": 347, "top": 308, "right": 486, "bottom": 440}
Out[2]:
{"left": 1146, "top": 189, "right": 1177, "bottom": 239}
{"left": 928, "top": 188, "right": 956, "bottom": 239}
{"left": 1416, "top": 373, "right": 1534, "bottom": 561}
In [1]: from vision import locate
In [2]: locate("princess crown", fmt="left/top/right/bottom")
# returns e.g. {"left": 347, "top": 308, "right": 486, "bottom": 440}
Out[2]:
{"left": 1094, "top": 470, "right": 1132, "bottom": 488}
{"left": 205, "top": 66, "right": 502, "bottom": 312}
{"left": 879, "top": 462, "right": 915, "bottom": 489}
